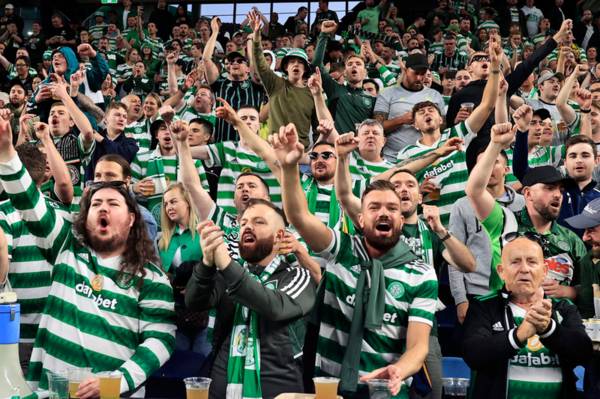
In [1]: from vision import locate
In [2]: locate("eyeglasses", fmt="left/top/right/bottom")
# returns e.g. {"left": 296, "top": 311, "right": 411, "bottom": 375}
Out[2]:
{"left": 470, "top": 54, "right": 490, "bottom": 63}
{"left": 308, "top": 151, "right": 336, "bottom": 160}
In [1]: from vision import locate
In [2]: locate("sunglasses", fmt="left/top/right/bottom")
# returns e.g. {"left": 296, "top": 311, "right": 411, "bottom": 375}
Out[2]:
{"left": 308, "top": 151, "right": 336, "bottom": 160}
{"left": 502, "top": 231, "right": 550, "bottom": 255}
{"left": 470, "top": 54, "right": 490, "bottom": 63}
{"left": 86, "top": 180, "right": 128, "bottom": 191}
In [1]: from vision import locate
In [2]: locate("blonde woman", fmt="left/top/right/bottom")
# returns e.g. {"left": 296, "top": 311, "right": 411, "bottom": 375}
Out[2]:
{"left": 159, "top": 183, "right": 211, "bottom": 356}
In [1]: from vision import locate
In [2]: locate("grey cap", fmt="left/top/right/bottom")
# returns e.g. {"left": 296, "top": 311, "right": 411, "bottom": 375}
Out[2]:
{"left": 565, "top": 197, "right": 600, "bottom": 229}
{"left": 537, "top": 70, "right": 563, "bottom": 86}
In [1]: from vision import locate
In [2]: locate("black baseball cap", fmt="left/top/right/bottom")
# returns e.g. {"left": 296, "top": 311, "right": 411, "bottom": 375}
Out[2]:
{"left": 225, "top": 51, "right": 247, "bottom": 62}
{"left": 532, "top": 108, "right": 551, "bottom": 120}
{"left": 522, "top": 166, "right": 566, "bottom": 187}
{"left": 405, "top": 53, "right": 429, "bottom": 71}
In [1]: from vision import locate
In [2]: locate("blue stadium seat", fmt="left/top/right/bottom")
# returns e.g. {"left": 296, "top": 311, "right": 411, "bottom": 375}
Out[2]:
{"left": 574, "top": 365, "right": 585, "bottom": 392}
{"left": 442, "top": 357, "right": 471, "bottom": 379}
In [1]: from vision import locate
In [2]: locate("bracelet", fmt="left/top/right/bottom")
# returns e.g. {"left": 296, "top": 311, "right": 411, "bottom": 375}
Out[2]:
{"left": 491, "top": 69, "right": 500, "bottom": 74}
{"left": 440, "top": 230, "right": 452, "bottom": 241}
{"left": 581, "top": 108, "right": 591, "bottom": 113}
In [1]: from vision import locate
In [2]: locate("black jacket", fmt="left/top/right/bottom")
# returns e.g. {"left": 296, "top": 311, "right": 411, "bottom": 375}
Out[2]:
{"left": 446, "top": 37, "right": 557, "bottom": 134}
{"left": 185, "top": 259, "right": 316, "bottom": 399}
{"left": 462, "top": 289, "right": 592, "bottom": 399}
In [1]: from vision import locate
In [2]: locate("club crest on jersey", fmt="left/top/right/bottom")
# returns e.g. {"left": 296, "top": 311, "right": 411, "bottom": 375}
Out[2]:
{"left": 527, "top": 335, "right": 544, "bottom": 352}
{"left": 387, "top": 281, "right": 405, "bottom": 299}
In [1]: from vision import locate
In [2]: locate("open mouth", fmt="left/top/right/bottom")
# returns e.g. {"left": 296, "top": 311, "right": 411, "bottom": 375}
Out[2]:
{"left": 424, "top": 116, "right": 433, "bottom": 123}
{"left": 375, "top": 221, "right": 392, "bottom": 232}
{"left": 98, "top": 215, "right": 109, "bottom": 232}
{"left": 399, "top": 193, "right": 411, "bottom": 202}
{"left": 242, "top": 232, "right": 256, "bottom": 243}
{"left": 550, "top": 200, "right": 561, "bottom": 208}
{"left": 241, "top": 194, "right": 250, "bottom": 202}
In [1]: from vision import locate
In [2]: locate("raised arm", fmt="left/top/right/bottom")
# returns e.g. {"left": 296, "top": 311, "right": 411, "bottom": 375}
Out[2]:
{"left": 334, "top": 133, "right": 362, "bottom": 226}
{"left": 215, "top": 97, "right": 281, "bottom": 176}
{"left": 512, "top": 104, "right": 533, "bottom": 181}
{"left": 377, "top": 138, "right": 463, "bottom": 181}
{"left": 0, "top": 113, "right": 69, "bottom": 264}
{"left": 171, "top": 121, "right": 215, "bottom": 221}
{"left": 465, "top": 35, "right": 501, "bottom": 134}
{"left": 52, "top": 72, "right": 94, "bottom": 152}
{"left": 495, "top": 76, "right": 509, "bottom": 123}
{"left": 465, "top": 122, "right": 516, "bottom": 221}
{"left": 271, "top": 124, "right": 333, "bottom": 253}
{"left": 203, "top": 17, "right": 222, "bottom": 85}
{"left": 36, "top": 122, "right": 74, "bottom": 205}
{"left": 308, "top": 67, "right": 336, "bottom": 126}
{"left": 166, "top": 52, "right": 179, "bottom": 97}
{"left": 556, "top": 65, "right": 580, "bottom": 126}
{"left": 163, "top": 69, "right": 198, "bottom": 110}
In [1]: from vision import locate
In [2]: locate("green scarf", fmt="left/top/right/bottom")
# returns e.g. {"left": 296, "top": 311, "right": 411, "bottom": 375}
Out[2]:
{"left": 147, "top": 149, "right": 178, "bottom": 225}
{"left": 303, "top": 177, "right": 353, "bottom": 233}
{"left": 339, "top": 238, "right": 418, "bottom": 392}
{"left": 226, "top": 256, "right": 281, "bottom": 399}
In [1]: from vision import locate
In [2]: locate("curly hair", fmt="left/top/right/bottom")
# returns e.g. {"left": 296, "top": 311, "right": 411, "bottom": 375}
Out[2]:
{"left": 74, "top": 184, "right": 158, "bottom": 288}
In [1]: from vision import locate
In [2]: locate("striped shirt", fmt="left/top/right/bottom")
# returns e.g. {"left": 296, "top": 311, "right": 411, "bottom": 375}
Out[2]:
{"left": 348, "top": 151, "right": 395, "bottom": 182}
{"left": 0, "top": 198, "right": 71, "bottom": 343}
{"left": 210, "top": 78, "right": 266, "bottom": 143}
{"left": 0, "top": 155, "right": 176, "bottom": 394}
{"left": 397, "top": 121, "right": 472, "bottom": 226}
{"left": 124, "top": 119, "right": 152, "bottom": 153}
{"left": 131, "top": 148, "right": 209, "bottom": 226}
{"left": 177, "top": 107, "right": 217, "bottom": 126}
{"left": 529, "top": 145, "right": 564, "bottom": 168}
{"left": 431, "top": 51, "right": 468, "bottom": 72}
{"left": 507, "top": 303, "right": 562, "bottom": 398}
{"left": 205, "top": 141, "right": 281, "bottom": 215}
{"left": 143, "top": 36, "right": 165, "bottom": 59}
{"left": 89, "top": 23, "right": 107, "bottom": 45}
{"left": 314, "top": 228, "right": 438, "bottom": 398}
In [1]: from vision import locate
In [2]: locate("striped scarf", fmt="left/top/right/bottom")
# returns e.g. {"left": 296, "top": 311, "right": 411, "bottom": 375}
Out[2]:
{"left": 226, "top": 257, "right": 281, "bottom": 398}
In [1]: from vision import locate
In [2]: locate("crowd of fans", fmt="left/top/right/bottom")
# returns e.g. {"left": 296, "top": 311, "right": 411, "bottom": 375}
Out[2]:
{"left": 0, "top": 0, "right": 600, "bottom": 398}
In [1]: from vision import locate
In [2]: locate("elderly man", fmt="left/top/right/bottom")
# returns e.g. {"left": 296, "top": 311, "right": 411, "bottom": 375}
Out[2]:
{"left": 462, "top": 234, "right": 591, "bottom": 399}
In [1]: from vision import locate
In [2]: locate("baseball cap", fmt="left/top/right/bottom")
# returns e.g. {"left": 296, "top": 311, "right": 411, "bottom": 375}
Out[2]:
{"left": 225, "top": 51, "right": 247, "bottom": 63}
{"left": 565, "top": 197, "right": 600, "bottom": 229}
{"left": 522, "top": 165, "right": 566, "bottom": 187}
{"left": 537, "top": 70, "right": 564, "bottom": 85}
{"left": 4, "top": 4, "right": 13, "bottom": 9}
{"left": 532, "top": 108, "right": 551, "bottom": 120}
{"left": 405, "top": 53, "right": 429, "bottom": 71}
{"left": 94, "top": 11, "right": 105, "bottom": 18}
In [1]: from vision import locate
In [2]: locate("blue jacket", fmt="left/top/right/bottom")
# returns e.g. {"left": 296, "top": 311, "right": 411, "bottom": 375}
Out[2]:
{"left": 558, "top": 178, "right": 600, "bottom": 236}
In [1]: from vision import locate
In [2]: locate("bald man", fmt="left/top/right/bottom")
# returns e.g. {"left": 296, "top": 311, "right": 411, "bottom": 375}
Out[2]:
{"left": 462, "top": 236, "right": 591, "bottom": 399}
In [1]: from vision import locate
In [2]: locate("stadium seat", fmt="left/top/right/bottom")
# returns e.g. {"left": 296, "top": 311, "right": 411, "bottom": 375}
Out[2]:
{"left": 442, "top": 357, "right": 471, "bottom": 379}
{"left": 574, "top": 365, "right": 585, "bottom": 392}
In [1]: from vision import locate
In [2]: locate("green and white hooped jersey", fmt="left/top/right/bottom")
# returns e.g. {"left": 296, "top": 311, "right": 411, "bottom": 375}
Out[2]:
{"left": 528, "top": 145, "right": 565, "bottom": 168}
{"left": 177, "top": 107, "right": 217, "bottom": 126}
{"left": 0, "top": 198, "right": 72, "bottom": 342}
{"left": 397, "top": 121, "right": 472, "bottom": 226}
{"left": 205, "top": 141, "right": 281, "bottom": 216}
{"left": 507, "top": 303, "right": 562, "bottom": 399}
{"left": 131, "top": 148, "right": 209, "bottom": 225}
{"left": 348, "top": 151, "right": 395, "bottom": 182}
{"left": 314, "top": 228, "right": 438, "bottom": 399}
{"left": 0, "top": 156, "right": 176, "bottom": 394}
{"left": 125, "top": 119, "right": 152, "bottom": 153}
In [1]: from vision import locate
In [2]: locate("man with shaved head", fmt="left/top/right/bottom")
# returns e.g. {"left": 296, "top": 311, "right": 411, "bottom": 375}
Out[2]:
{"left": 462, "top": 235, "right": 591, "bottom": 398}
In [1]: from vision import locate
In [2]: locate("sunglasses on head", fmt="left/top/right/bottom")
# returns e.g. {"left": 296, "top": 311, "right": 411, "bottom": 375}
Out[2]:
{"left": 86, "top": 180, "right": 128, "bottom": 191}
{"left": 308, "top": 151, "right": 336, "bottom": 160}
{"left": 502, "top": 231, "right": 550, "bottom": 254}
{"left": 470, "top": 54, "right": 490, "bottom": 63}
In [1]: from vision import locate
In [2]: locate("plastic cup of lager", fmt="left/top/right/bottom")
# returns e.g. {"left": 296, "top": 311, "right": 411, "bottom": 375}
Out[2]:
{"left": 183, "top": 377, "right": 211, "bottom": 399}
{"left": 313, "top": 377, "right": 340, "bottom": 399}
{"left": 97, "top": 371, "right": 122, "bottom": 399}
{"left": 48, "top": 370, "right": 69, "bottom": 399}
{"left": 367, "top": 379, "right": 392, "bottom": 399}
{"left": 460, "top": 102, "right": 475, "bottom": 113}
{"left": 67, "top": 368, "right": 92, "bottom": 399}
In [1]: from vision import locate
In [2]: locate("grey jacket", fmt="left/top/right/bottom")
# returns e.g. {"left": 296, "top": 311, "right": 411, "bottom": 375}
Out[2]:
{"left": 448, "top": 186, "right": 525, "bottom": 304}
